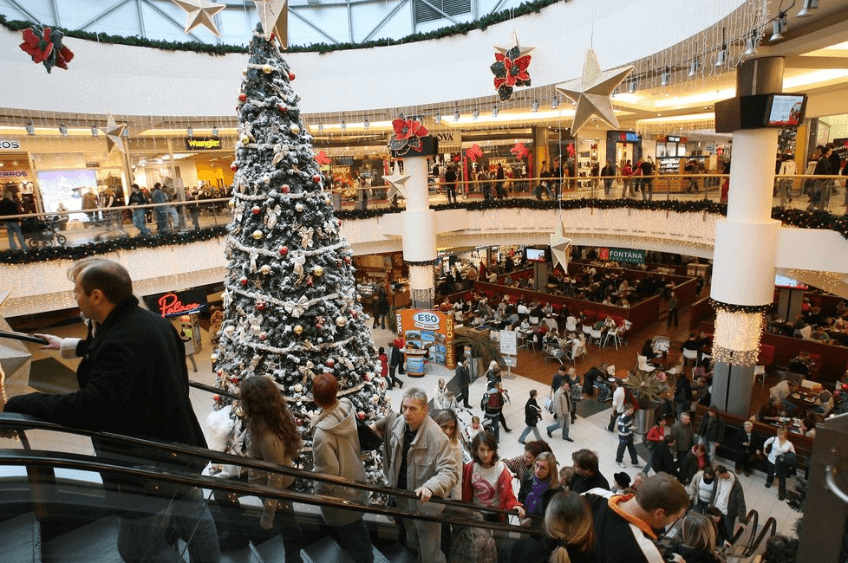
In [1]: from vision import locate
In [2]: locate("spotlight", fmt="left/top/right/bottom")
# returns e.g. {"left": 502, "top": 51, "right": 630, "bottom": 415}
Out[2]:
{"left": 797, "top": 0, "right": 818, "bottom": 17}
{"left": 122, "top": 128, "right": 129, "bottom": 138}
{"left": 628, "top": 80, "right": 637, "bottom": 93}
{"left": 187, "top": 126, "right": 194, "bottom": 138}
{"left": 492, "top": 104, "right": 498, "bottom": 118}
{"left": 454, "top": 109, "right": 460, "bottom": 122}
{"left": 531, "top": 100, "right": 539, "bottom": 112}
{"left": 743, "top": 31, "right": 758, "bottom": 57}
{"left": 212, "top": 127, "right": 219, "bottom": 137}
{"left": 318, "top": 123, "right": 324, "bottom": 131}
{"left": 340, "top": 120, "right": 346, "bottom": 131}
{"left": 551, "top": 96, "right": 559, "bottom": 109}
{"left": 472, "top": 109, "right": 479, "bottom": 120}
{"left": 91, "top": 126, "right": 99, "bottom": 137}
{"left": 364, "top": 119, "right": 370, "bottom": 130}
{"left": 434, "top": 112, "right": 441, "bottom": 124}
{"left": 59, "top": 125, "right": 68, "bottom": 137}
{"left": 770, "top": 14, "right": 786, "bottom": 42}
{"left": 661, "top": 69, "right": 670, "bottom": 86}
{"left": 26, "top": 124, "right": 35, "bottom": 135}
{"left": 688, "top": 59, "right": 700, "bottom": 78}
{"left": 715, "top": 48, "right": 727, "bottom": 67}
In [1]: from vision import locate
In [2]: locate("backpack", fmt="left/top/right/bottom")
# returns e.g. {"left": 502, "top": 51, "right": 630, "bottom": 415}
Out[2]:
{"left": 571, "top": 383, "right": 583, "bottom": 402}
{"left": 482, "top": 390, "right": 501, "bottom": 411}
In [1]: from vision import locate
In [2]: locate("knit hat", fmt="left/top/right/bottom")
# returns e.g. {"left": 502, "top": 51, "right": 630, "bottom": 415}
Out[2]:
{"left": 614, "top": 472, "right": 631, "bottom": 489}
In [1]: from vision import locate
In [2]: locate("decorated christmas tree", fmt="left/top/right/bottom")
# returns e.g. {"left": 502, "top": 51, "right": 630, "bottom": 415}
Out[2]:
{"left": 211, "top": 24, "right": 387, "bottom": 485}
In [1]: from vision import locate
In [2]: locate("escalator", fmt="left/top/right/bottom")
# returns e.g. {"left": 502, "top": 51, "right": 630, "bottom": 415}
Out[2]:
{"left": 0, "top": 412, "right": 538, "bottom": 562}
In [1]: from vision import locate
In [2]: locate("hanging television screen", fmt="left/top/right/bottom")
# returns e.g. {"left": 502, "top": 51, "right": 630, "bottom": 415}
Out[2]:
{"left": 766, "top": 94, "right": 806, "bottom": 127}
{"left": 526, "top": 248, "right": 546, "bottom": 262}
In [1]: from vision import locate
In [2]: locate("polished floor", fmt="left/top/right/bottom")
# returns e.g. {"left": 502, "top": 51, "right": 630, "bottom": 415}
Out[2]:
{"left": 2, "top": 305, "right": 802, "bottom": 541}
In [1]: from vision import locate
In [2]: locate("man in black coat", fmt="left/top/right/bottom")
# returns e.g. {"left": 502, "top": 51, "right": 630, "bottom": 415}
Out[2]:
{"left": 455, "top": 356, "right": 471, "bottom": 408}
{"left": 2, "top": 259, "right": 219, "bottom": 562}
{"left": 735, "top": 420, "right": 763, "bottom": 476}
{"left": 569, "top": 449, "right": 610, "bottom": 494}
{"left": 650, "top": 435, "right": 680, "bottom": 480}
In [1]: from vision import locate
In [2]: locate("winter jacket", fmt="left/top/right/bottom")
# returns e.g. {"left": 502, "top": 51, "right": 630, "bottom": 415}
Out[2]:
{"left": 650, "top": 444, "right": 679, "bottom": 479}
{"left": 524, "top": 398, "right": 542, "bottom": 426}
{"left": 312, "top": 398, "right": 370, "bottom": 526}
{"left": 553, "top": 386, "right": 570, "bottom": 420}
{"left": 687, "top": 470, "right": 717, "bottom": 506}
{"left": 517, "top": 476, "right": 564, "bottom": 521}
{"left": 462, "top": 461, "right": 522, "bottom": 520}
{"left": 680, "top": 450, "right": 711, "bottom": 485}
{"left": 670, "top": 421, "right": 695, "bottom": 453}
{"left": 698, "top": 415, "right": 725, "bottom": 443}
{"left": 726, "top": 478, "right": 747, "bottom": 525}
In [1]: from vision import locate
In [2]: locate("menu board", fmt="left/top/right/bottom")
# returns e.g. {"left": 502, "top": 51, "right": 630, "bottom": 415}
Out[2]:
{"left": 767, "top": 94, "right": 805, "bottom": 127}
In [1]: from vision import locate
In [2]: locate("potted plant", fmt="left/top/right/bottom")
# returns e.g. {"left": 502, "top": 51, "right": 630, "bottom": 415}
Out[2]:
{"left": 623, "top": 370, "right": 670, "bottom": 434}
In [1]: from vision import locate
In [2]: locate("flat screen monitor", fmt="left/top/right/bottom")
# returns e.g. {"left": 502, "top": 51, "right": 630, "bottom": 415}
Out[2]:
{"left": 526, "top": 248, "right": 546, "bottom": 262}
{"left": 775, "top": 274, "right": 808, "bottom": 290}
{"left": 766, "top": 94, "right": 806, "bottom": 127}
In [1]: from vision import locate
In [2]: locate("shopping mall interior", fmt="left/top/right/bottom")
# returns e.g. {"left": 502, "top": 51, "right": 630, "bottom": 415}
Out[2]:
{"left": 1, "top": 0, "right": 848, "bottom": 561}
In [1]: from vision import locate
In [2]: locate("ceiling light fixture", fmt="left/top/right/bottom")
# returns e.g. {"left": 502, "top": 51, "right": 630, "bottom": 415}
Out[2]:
{"left": 59, "top": 125, "right": 68, "bottom": 137}
{"left": 716, "top": 27, "right": 727, "bottom": 67}
{"left": 743, "top": 31, "right": 758, "bottom": 57}
{"left": 492, "top": 104, "right": 499, "bottom": 117}
{"left": 91, "top": 126, "right": 99, "bottom": 137}
{"left": 121, "top": 128, "right": 129, "bottom": 138}
{"left": 797, "top": 0, "right": 818, "bottom": 18}
{"left": 434, "top": 112, "right": 441, "bottom": 124}
{"left": 688, "top": 59, "right": 700, "bottom": 78}
{"left": 472, "top": 108, "right": 480, "bottom": 120}
{"left": 770, "top": 13, "right": 786, "bottom": 42}
{"left": 26, "top": 124, "right": 35, "bottom": 135}
{"left": 531, "top": 100, "right": 539, "bottom": 112}
{"left": 212, "top": 127, "right": 219, "bottom": 137}
{"left": 340, "top": 120, "right": 346, "bottom": 131}
{"left": 661, "top": 69, "right": 670, "bottom": 86}
{"left": 628, "top": 80, "right": 637, "bottom": 93}
{"left": 364, "top": 118, "right": 370, "bottom": 130}
{"left": 187, "top": 126, "right": 194, "bottom": 137}
{"left": 454, "top": 109, "right": 461, "bottom": 122}
{"left": 551, "top": 96, "right": 559, "bottom": 109}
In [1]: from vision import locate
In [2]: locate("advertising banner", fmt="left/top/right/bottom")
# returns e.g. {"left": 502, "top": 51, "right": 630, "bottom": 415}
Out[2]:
{"left": 396, "top": 309, "right": 455, "bottom": 369}
{"left": 143, "top": 289, "right": 208, "bottom": 317}
{"left": 599, "top": 247, "right": 646, "bottom": 264}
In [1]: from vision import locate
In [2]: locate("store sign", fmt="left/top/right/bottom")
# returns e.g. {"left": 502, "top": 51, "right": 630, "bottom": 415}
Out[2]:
{"left": 435, "top": 133, "right": 461, "bottom": 146}
{"left": 185, "top": 137, "right": 222, "bottom": 150}
{"left": 0, "top": 169, "right": 29, "bottom": 178}
{"left": 599, "top": 247, "right": 645, "bottom": 264}
{"left": 397, "top": 309, "right": 455, "bottom": 369}
{"left": 0, "top": 139, "right": 22, "bottom": 150}
{"left": 618, "top": 132, "right": 640, "bottom": 142}
{"left": 144, "top": 289, "right": 207, "bottom": 317}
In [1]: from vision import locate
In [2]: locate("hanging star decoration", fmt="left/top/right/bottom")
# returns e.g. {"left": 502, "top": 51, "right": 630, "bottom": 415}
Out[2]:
{"left": 388, "top": 114, "right": 429, "bottom": 156}
{"left": 253, "top": 0, "right": 289, "bottom": 49}
{"left": 170, "top": 0, "right": 226, "bottom": 37}
{"left": 511, "top": 142, "right": 530, "bottom": 159}
{"left": 466, "top": 144, "right": 484, "bottom": 162}
{"left": 556, "top": 49, "right": 632, "bottom": 135}
{"left": 19, "top": 25, "right": 73, "bottom": 73}
{"left": 314, "top": 150, "right": 331, "bottom": 166}
{"left": 491, "top": 32, "right": 534, "bottom": 101}
{"left": 383, "top": 162, "right": 412, "bottom": 201}
{"left": 101, "top": 113, "right": 127, "bottom": 154}
{"left": 549, "top": 219, "right": 572, "bottom": 271}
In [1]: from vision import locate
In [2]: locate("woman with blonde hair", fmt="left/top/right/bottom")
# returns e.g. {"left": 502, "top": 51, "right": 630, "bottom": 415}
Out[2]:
{"left": 663, "top": 512, "right": 719, "bottom": 563}
{"left": 518, "top": 451, "right": 564, "bottom": 527}
{"left": 509, "top": 491, "right": 597, "bottom": 563}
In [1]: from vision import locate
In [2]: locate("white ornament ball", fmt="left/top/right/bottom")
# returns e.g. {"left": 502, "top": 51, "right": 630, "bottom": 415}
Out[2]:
{"left": 252, "top": 230, "right": 263, "bottom": 240}
{"left": 385, "top": 395, "right": 392, "bottom": 403}
{"left": 228, "top": 200, "right": 235, "bottom": 209}
{"left": 262, "top": 64, "right": 273, "bottom": 74}
{"left": 210, "top": 353, "right": 219, "bottom": 362}
{"left": 294, "top": 324, "right": 304, "bottom": 335}
{"left": 294, "top": 384, "right": 303, "bottom": 393}
{"left": 224, "top": 326, "right": 235, "bottom": 338}
{"left": 295, "top": 203, "right": 304, "bottom": 212}
{"left": 335, "top": 316, "right": 347, "bottom": 327}
{"left": 290, "top": 124, "right": 300, "bottom": 135}
{"left": 371, "top": 395, "right": 379, "bottom": 404}
{"left": 262, "top": 175, "right": 271, "bottom": 184}
{"left": 313, "top": 266, "right": 324, "bottom": 276}
{"left": 242, "top": 68, "right": 248, "bottom": 76}
{"left": 260, "top": 265, "right": 272, "bottom": 275}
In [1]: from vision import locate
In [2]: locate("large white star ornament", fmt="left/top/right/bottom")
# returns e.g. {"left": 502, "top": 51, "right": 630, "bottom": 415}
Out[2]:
{"left": 549, "top": 220, "right": 572, "bottom": 271}
{"left": 101, "top": 113, "right": 127, "bottom": 154}
{"left": 556, "top": 50, "right": 632, "bottom": 135}
{"left": 171, "top": 0, "right": 226, "bottom": 36}
{"left": 254, "top": 0, "right": 289, "bottom": 49}
{"left": 383, "top": 162, "right": 412, "bottom": 201}
{"left": 494, "top": 31, "right": 535, "bottom": 58}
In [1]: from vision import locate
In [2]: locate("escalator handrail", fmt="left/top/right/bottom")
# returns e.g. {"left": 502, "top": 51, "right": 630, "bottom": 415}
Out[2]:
{"left": 0, "top": 412, "right": 534, "bottom": 522}
{"left": 730, "top": 509, "right": 758, "bottom": 550}
{"left": 0, "top": 447, "right": 541, "bottom": 536}
{"left": 747, "top": 516, "right": 777, "bottom": 557}
{"left": 188, "top": 379, "right": 238, "bottom": 400}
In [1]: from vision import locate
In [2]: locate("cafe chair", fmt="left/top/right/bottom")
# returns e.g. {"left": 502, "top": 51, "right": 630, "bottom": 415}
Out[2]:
{"left": 543, "top": 318, "right": 558, "bottom": 332}
{"left": 603, "top": 326, "right": 623, "bottom": 350}
{"left": 529, "top": 316, "right": 540, "bottom": 326}
{"left": 545, "top": 345, "right": 565, "bottom": 365}
{"left": 682, "top": 348, "right": 699, "bottom": 366}
{"left": 754, "top": 344, "right": 776, "bottom": 387}
{"left": 637, "top": 354, "right": 657, "bottom": 374}
{"left": 566, "top": 341, "right": 587, "bottom": 365}
{"left": 565, "top": 316, "right": 578, "bottom": 333}
{"left": 582, "top": 323, "right": 593, "bottom": 339}
{"left": 590, "top": 327, "right": 605, "bottom": 348}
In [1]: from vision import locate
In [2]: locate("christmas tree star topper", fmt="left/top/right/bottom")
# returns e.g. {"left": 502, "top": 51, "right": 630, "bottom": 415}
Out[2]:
{"left": 101, "top": 113, "right": 127, "bottom": 154}
{"left": 556, "top": 49, "right": 632, "bottom": 135}
{"left": 253, "top": 0, "right": 289, "bottom": 49}
{"left": 170, "top": 0, "right": 226, "bottom": 37}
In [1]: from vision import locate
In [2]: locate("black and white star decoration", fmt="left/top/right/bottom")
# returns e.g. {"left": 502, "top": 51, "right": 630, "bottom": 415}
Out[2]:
{"left": 170, "top": 0, "right": 226, "bottom": 36}
{"left": 556, "top": 49, "right": 632, "bottom": 135}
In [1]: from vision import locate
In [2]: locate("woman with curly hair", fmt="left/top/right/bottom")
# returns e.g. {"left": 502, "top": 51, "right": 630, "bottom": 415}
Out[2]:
{"left": 215, "top": 376, "right": 305, "bottom": 561}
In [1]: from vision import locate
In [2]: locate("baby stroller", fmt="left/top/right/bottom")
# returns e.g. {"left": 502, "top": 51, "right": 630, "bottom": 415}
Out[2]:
{"left": 21, "top": 215, "right": 66, "bottom": 249}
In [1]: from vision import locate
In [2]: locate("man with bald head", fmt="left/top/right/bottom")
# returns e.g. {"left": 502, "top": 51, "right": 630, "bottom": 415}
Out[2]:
{"left": 3, "top": 259, "right": 219, "bottom": 562}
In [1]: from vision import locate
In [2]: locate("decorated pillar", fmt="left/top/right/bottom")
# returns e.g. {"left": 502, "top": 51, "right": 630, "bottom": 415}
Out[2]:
{"left": 711, "top": 57, "right": 786, "bottom": 417}
{"left": 385, "top": 117, "right": 439, "bottom": 309}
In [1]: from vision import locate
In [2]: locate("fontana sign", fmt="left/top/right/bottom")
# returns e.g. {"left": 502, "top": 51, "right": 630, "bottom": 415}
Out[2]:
{"left": 599, "top": 247, "right": 645, "bottom": 264}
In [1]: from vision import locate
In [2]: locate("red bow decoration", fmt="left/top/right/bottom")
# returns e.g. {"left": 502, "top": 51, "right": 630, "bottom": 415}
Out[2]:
{"left": 566, "top": 143, "right": 576, "bottom": 158}
{"left": 20, "top": 26, "right": 73, "bottom": 73}
{"left": 491, "top": 46, "right": 532, "bottom": 101}
{"left": 466, "top": 144, "right": 484, "bottom": 162}
{"left": 315, "top": 150, "right": 331, "bottom": 165}
{"left": 388, "top": 114, "right": 429, "bottom": 155}
{"left": 511, "top": 142, "right": 529, "bottom": 159}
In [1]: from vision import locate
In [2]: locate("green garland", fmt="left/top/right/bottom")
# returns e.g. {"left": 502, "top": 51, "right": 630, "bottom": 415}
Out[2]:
{"left": 0, "top": 0, "right": 561, "bottom": 56}
{"left": 1, "top": 201, "right": 846, "bottom": 265}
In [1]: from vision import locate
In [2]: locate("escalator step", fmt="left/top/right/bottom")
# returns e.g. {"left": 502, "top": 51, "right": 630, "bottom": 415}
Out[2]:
{"left": 301, "top": 535, "right": 390, "bottom": 563}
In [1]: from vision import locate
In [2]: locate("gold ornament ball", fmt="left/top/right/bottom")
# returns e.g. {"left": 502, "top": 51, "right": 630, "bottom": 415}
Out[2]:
{"left": 228, "top": 200, "right": 235, "bottom": 208}
{"left": 242, "top": 68, "right": 248, "bottom": 76}
{"left": 290, "top": 124, "right": 300, "bottom": 135}
{"left": 313, "top": 266, "right": 324, "bottom": 276}
{"left": 260, "top": 264, "right": 272, "bottom": 275}
{"left": 294, "top": 324, "right": 304, "bottom": 335}
{"left": 295, "top": 203, "right": 304, "bottom": 212}
{"left": 241, "top": 135, "right": 250, "bottom": 145}
{"left": 335, "top": 316, "right": 347, "bottom": 327}
{"left": 262, "top": 64, "right": 273, "bottom": 74}
{"left": 210, "top": 353, "right": 219, "bottom": 362}
{"left": 252, "top": 230, "right": 263, "bottom": 240}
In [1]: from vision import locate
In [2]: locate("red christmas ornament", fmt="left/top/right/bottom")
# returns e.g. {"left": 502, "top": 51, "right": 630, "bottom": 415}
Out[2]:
{"left": 19, "top": 26, "right": 74, "bottom": 73}
{"left": 278, "top": 104, "right": 288, "bottom": 113}
{"left": 351, "top": 311, "right": 359, "bottom": 318}
{"left": 326, "top": 359, "right": 335, "bottom": 368}
{"left": 279, "top": 245, "right": 289, "bottom": 255}
{"left": 255, "top": 301, "right": 266, "bottom": 311}
{"left": 239, "top": 276, "right": 248, "bottom": 285}
{"left": 251, "top": 206, "right": 261, "bottom": 214}
{"left": 364, "top": 373, "right": 372, "bottom": 382}
{"left": 229, "top": 376, "right": 239, "bottom": 384}
{"left": 306, "top": 277, "right": 314, "bottom": 287}
{"left": 344, "top": 256, "right": 351, "bottom": 264}
{"left": 357, "top": 412, "right": 366, "bottom": 420}
{"left": 213, "top": 394, "right": 222, "bottom": 402}
{"left": 281, "top": 184, "right": 290, "bottom": 193}
{"left": 238, "top": 93, "right": 247, "bottom": 102}
{"left": 230, "top": 162, "right": 239, "bottom": 172}
{"left": 312, "top": 174, "right": 322, "bottom": 183}
{"left": 288, "top": 72, "right": 296, "bottom": 81}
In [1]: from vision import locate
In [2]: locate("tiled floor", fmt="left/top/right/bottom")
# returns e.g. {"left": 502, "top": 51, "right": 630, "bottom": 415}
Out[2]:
{"left": 3, "top": 317, "right": 802, "bottom": 539}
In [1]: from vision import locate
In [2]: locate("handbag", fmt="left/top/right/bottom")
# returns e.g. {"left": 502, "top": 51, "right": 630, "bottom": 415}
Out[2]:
{"left": 357, "top": 418, "right": 383, "bottom": 451}
{"left": 764, "top": 438, "right": 773, "bottom": 455}
{"left": 544, "top": 397, "right": 554, "bottom": 414}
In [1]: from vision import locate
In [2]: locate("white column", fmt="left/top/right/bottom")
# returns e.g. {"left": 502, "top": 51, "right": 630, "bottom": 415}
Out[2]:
{"left": 401, "top": 156, "right": 436, "bottom": 308}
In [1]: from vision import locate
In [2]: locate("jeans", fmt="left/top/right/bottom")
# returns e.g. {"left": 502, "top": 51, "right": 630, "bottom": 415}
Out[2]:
{"left": 604, "top": 179, "right": 612, "bottom": 195}
{"left": 168, "top": 207, "right": 180, "bottom": 230}
{"left": 486, "top": 414, "right": 500, "bottom": 441}
{"left": 4, "top": 220, "right": 26, "bottom": 250}
{"left": 518, "top": 424, "right": 542, "bottom": 443}
{"left": 595, "top": 382, "right": 610, "bottom": 402}
{"left": 214, "top": 491, "right": 303, "bottom": 563}
{"left": 699, "top": 437, "right": 718, "bottom": 460}
{"left": 132, "top": 209, "right": 151, "bottom": 235}
{"left": 334, "top": 518, "right": 373, "bottom": 563}
{"left": 546, "top": 417, "right": 569, "bottom": 440}
{"left": 398, "top": 498, "right": 447, "bottom": 563}
{"left": 616, "top": 436, "right": 639, "bottom": 464}
{"left": 156, "top": 209, "right": 169, "bottom": 232}
{"left": 640, "top": 178, "right": 653, "bottom": 201}
{"left": 117, "top": 488, "right": 220, "bottom": 563}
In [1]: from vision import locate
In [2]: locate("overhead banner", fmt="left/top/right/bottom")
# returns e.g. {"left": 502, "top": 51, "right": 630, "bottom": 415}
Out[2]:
{"left": 395, "top": 309, "right": 455, "bottom": 369}
{"left": 144, "top": 289, "right": 208, "bottom": 317}
{"left": 600, "top": 247, "right": 645, "bottom": 264}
